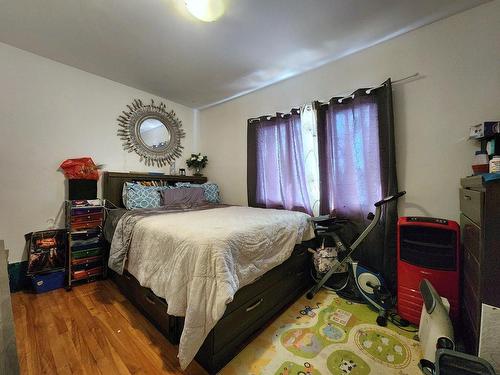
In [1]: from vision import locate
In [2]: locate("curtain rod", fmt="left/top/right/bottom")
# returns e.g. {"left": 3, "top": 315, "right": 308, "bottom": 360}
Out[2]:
{"left": 249, "top": 73, "right": 420, "bottom": 123}
{"left": 330, "top": 72, "right": 420, "bottom": 104}
{"left": 249, "top": 109, "right": 300, "bottom": 123}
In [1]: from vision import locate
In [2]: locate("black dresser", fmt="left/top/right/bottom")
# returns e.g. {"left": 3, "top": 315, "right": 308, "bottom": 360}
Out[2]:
{"left": 459, "top": 176, "right": 500, "bottom": 354}
{"left": 0, "top": 242, "right": 19, "bottom": 374}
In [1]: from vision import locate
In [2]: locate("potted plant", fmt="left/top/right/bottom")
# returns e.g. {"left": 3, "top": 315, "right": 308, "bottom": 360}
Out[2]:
{"left": 186, "top": 153, "right": 208, "bottom": 176}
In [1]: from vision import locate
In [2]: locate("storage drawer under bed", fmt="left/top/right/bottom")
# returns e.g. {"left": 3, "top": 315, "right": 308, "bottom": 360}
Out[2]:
{"left": 211, "top": 264, "right": 307, "bottom": 354}
{"left": 226, "top": 244, "right": 309, "bottom": 315}
{"left": 112, "top": 270, "right": 178, "bottom": 343}
{"left": 110, "top": 244, "right": 311, "bottom": 363}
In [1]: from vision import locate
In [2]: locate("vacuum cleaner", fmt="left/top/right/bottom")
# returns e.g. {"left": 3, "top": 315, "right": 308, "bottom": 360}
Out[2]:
{"left": 307, "top": 191, "right": 406, "bottom": 326}
{"left": 417, "top": 279, "right": 497, "bottom": 374}
{"left": 418, "top": 279, "right": 455, "bottom": 364}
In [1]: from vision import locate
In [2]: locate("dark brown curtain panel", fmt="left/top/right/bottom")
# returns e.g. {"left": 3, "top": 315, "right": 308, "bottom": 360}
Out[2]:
{"left": 247, "top": 111, "right": 313, "bottom": 215}
{"left": 316, "top": 79, "right": 399, "bottom": 290}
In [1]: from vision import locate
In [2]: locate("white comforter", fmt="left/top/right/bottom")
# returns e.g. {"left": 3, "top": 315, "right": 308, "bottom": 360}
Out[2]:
{"left": 114, "top": 205, "right": 314, "bottom": 369}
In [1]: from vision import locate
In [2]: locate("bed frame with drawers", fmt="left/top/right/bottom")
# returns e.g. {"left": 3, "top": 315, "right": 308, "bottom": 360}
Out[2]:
{"left": 102, "top": 171, "right": 313, "bottom": 374}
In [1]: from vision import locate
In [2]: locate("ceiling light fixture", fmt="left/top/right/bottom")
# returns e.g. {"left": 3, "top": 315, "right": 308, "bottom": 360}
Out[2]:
{"left": 185, "top": 0, "right": 225, "bottom": 22}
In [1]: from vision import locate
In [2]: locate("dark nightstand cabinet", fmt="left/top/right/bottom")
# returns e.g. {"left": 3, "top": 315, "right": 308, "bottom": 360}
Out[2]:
{"left": 459, "top": 176, "right": 500, "bottom": 354}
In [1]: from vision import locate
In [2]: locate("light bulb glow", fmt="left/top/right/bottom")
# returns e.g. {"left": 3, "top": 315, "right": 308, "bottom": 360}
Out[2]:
{"left": 185, "top": 0, "right": 225, "bottom": 22}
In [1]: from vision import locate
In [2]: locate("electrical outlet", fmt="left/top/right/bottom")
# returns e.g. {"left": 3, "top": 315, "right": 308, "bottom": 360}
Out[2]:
{"left": 46, "top": 218, "right": 56, "bottom": 229}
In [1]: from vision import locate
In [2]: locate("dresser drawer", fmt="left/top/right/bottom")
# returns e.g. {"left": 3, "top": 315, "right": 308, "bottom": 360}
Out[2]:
{"left": 72, "top": 266, "right": 103, "bottom": 280}
{"left": 459, "top": 188, "right": 483, "bottom": 226}
{"left": 71, "top": 212, "right": 104, "bottom": 224}
{"left": 72, "top": 247, "right": 103, "bottom": 259}
{"left": 461, "top": 302, "right": 479, "bottom": 355}
{"left": 72, "top": 207, "right": 103, "bottom": 216}
{"left": 460, "top": 214, "right": 481, "bottom": 262}
{"left": 72, "top": 260, "right": 102, "bottom": 271}
{"left": 463, "top": 277, "right": 480, "bottom": 333}
{"left": 71, "top": 219, "right": 102, "bottom": 231}
{"left": 70, "top": 229, "right": 101, "bottom": 241}
{"left": 463, "top": 249, "right": 480, "bottom": 294}
{"left": 72, "top": 255, "right": 102, "bottom": 266}
{"left": 72, "top": 241, "right": 103, "bottom": 252}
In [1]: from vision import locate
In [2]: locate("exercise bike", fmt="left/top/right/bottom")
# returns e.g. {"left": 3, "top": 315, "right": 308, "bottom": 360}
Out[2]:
{"left": 306, "top": 191, "right": 406, "bottom": 327}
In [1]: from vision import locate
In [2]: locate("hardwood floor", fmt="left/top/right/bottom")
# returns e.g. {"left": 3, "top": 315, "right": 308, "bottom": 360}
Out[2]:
{"left": 11, "top": 280, "right": 207, "bottom": 375}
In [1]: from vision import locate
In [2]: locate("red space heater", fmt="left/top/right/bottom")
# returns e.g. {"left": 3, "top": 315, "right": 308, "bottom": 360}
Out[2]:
{"left": 397, "top": 217, "right": 460, "bottom": 325}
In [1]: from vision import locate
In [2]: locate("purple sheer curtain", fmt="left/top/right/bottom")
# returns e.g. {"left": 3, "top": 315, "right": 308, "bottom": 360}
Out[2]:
{"left": 318, "top": 94, "right": 382, "bottom": 224}
{"left": 247, "top": 111, "right": 313, "bottom": 215}
{"left": 316, "top": 80, "right": 399, "bottom": 290}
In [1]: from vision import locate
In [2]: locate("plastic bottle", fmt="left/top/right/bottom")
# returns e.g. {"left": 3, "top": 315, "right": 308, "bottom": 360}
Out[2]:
{"left": 489, "top": 155, "right": 500, "bottom": 173}
{"left": 472, "top": 151, "right": 490, "bottom": 175}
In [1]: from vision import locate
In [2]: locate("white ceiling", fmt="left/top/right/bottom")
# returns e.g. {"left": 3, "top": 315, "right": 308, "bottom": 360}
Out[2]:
{"left": 0, "top": 0, "right": 489, "bottom": 108}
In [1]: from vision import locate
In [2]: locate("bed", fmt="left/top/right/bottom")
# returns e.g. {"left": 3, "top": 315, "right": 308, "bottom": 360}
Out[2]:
{"left": 102, "top": 171, "right": 315, "bottom": 374}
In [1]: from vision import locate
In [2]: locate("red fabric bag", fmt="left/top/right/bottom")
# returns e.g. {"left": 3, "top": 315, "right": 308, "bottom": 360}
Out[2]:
{"left": 59, "top": 157, "right": 99, "bottom": 180}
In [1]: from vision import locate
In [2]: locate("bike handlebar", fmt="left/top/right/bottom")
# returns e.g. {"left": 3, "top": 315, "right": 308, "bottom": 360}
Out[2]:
{"left": 374, "top": 191, "right": 406, "bottom": 207}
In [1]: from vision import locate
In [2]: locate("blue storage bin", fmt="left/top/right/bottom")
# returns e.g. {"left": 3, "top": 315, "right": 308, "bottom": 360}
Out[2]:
{"left": 31, "top": 270, "right": 65, "bottom": 293}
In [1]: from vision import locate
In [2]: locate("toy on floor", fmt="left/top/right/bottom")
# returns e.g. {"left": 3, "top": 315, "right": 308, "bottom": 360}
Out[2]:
{"left": 307, "top": 191, "right": 406, "bottom": 327}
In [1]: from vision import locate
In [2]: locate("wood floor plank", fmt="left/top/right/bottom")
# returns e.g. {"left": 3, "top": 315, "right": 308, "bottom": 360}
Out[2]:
{"left": 62, "top": 289, "right": 131, "bottom": 375}
{"left": 10, "top": 294, "right": 28, "bottom": 374}
{"left": 22, "top": 294, "right": 44, "bottom": 374}
{"left": 12, "top": 280, "right": 207, "bottom": 375}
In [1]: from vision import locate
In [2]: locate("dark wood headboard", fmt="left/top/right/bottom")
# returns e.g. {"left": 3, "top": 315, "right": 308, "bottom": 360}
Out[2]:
{"left": 102, "top": 171, "right": 208, "bottom": 207}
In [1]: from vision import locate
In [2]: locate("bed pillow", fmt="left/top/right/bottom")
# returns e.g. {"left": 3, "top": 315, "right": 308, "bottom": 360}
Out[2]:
{"left": 122, "top": 182, "right": 170, "bottom": 209}
{"left": 202, "top": 183, "right": 221, "bottom": 203}
{"left": 174, "top": 182, "right": 221, "bottom": 203}
{"left": 162, "top": 187, "right": 205, "bottom": 207}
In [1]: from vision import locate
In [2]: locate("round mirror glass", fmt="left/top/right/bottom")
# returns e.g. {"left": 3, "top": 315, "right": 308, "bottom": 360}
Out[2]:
{"left": 139, "top": 118, "right": 171, "bottom": 149}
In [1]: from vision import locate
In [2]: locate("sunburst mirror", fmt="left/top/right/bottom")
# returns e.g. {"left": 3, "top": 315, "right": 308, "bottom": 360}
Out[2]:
{"left": 117, "top": 99, "right": 185, "bottom": 167}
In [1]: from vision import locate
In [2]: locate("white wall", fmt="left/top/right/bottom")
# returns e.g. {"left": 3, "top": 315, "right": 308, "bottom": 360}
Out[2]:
{"left": 199, "top": 1, "right": 500, "bottom": 222}
{"left": 0, "top": 42, "right": 196, "bottom": 263}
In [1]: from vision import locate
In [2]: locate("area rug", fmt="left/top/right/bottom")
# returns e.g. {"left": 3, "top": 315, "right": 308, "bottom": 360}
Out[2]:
{"left": 219, "top": 289, "right": 422, "bottom": 375}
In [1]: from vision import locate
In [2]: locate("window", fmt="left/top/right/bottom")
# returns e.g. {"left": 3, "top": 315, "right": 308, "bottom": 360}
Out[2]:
{"left": 247, "top": 101, "right": 381, "bottom": 218}
{"left": 247, "top": 112, "right": 313, "bottom": 215}
{"left": 317, "top": 98, "right": 382, "bottom": 220}
{"left": 248, "top": 85, "right": 394, "bottom": 224}
{"left": 299, "top": 104, "right": 320, "bottom": 216}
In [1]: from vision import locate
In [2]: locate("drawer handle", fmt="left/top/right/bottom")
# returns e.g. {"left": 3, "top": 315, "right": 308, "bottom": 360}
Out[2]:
{"left": 288, "top": 269, "right": 306, "bottom": 277}
{"left": 463, "top": 195, "right": 472, "bottom": 200}
{"left": 246, "top": 298, "right": 263, "bottom": 312}
{"left": 145, "top": 295, "right": 157, "bottom": 305}
{"left": 253, "top": 275, "right": 264, "bottom": 283}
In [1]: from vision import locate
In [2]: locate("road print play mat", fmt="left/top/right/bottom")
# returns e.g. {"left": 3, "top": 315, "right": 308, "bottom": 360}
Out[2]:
{"left": 219, "top": 289, "right": 422, "bottom": 375}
